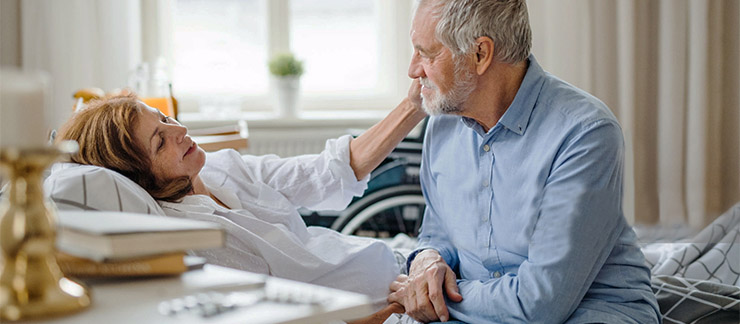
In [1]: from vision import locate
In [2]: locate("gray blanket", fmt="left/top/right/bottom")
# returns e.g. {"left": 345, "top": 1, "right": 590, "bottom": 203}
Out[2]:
{"left": 643, "top": 203, "right": 740, "bottom": 323}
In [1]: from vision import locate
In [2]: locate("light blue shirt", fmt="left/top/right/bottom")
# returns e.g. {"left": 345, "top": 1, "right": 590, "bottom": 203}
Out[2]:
{"left": 414, "top": 55, "right": 661, "bottom": 323}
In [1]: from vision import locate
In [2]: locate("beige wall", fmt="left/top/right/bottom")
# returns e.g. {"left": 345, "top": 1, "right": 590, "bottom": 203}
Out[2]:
{"left": 0, "top": 0, "right": 21, "bottom": 67}
{"left": 528, "top": 0, "right": 739, "bottom": 227}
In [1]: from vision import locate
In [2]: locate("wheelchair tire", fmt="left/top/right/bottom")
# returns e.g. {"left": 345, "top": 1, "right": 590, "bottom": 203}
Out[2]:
{"left": 331, "top": 185, "right": 425, "bottom": 237}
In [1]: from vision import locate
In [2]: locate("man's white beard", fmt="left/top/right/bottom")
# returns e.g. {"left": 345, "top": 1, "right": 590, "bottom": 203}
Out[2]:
{"left": 420, "top": 63, "right": 475, "bottom": 116}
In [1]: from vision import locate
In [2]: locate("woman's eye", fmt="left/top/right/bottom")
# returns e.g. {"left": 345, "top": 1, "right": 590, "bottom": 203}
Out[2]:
{"left": 157, "top": 134, "right": 165, "bottom": 151}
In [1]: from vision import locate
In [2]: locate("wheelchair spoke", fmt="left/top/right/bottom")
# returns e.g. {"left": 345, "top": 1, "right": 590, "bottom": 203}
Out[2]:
{"left": 394, "top": 207, "right": 406, "bottom": 234}
{"left": 336, "top": 186, "right": 425, "bottom": 238}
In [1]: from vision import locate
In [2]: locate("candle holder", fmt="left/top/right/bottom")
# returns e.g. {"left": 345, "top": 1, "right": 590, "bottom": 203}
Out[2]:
{"left": 0, "top": 143, "right": 91, "bottom": 321}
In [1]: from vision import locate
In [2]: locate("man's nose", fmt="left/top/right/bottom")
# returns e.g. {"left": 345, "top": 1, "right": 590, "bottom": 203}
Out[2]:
{"left": 408, "top": 53, "right": 424, "bottom": 79}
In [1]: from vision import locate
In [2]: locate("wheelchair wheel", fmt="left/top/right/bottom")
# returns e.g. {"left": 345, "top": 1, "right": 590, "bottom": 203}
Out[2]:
{"left": 331, "top": 185, "right": 425, "bottom": 238}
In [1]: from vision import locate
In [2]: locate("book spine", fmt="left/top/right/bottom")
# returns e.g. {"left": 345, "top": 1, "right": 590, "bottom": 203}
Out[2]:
{"left": 58, "top": 254, "right": 187, "bottom": 277}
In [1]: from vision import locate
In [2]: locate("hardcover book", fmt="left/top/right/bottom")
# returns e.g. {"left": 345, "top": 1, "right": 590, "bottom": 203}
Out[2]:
{"left": 56, "top": 211, "right": 224, "bottom": 261}
{"left": 56, "top": 252, "right": 190, "bottom": 277}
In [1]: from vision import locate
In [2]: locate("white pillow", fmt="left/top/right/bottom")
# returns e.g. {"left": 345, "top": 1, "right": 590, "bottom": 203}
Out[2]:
{"left": 44, "top": 163, "right": 164, "bottom": 215}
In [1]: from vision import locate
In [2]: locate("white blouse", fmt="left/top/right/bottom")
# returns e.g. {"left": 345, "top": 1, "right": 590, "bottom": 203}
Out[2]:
{"left": 159, "top": 135, "right": 400, "bottom": 303}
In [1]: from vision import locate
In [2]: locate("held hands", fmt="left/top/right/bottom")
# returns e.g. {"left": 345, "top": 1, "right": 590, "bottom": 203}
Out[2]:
{"left": 388, "top": 250, "right": 463, "bottom": 322}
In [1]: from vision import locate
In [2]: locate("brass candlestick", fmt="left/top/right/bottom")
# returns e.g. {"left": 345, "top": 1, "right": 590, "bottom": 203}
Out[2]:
{"left": 0, "top": 145, "right": 91, "bottom": 321}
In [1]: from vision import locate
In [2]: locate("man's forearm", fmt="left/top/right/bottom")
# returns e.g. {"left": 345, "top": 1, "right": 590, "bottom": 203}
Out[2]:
{"left": 349, "top": 98, "right": 426, "bottom": 180}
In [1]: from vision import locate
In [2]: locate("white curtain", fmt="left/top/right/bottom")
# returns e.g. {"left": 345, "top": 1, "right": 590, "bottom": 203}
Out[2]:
{"left": 20, "top": 0, "right": 141, "bottom": 129}
{"left": 529, "top": 0, "right": 740, "bottom": 228}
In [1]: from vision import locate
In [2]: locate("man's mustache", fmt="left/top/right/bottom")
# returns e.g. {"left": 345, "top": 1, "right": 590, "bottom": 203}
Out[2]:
{"left": 419, "top": 78, "right": 436, "bottom": 90}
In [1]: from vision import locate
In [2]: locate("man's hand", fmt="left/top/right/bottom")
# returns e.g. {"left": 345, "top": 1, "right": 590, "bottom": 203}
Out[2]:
{"left": 388, "top": 250, "right": 463, "bottom": 322}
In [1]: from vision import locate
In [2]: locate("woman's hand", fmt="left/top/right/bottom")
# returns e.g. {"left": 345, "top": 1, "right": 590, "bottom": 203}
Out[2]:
{"left": 348, "top": 80, "right": 428, "bottom": 180}
{"left": 408, "top": 78, "right": 423, "bottom": 111}
{"left": 346, "top": 302, "right": 405, "bottom": 324}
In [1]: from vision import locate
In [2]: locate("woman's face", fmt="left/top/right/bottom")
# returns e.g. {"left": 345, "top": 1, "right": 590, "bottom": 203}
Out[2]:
{"left": 134, "top": 103, "right": 206, "bottom": 182}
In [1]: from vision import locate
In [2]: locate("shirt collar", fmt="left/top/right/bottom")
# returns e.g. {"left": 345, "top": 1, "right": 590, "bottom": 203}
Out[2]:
{"left": 206, "top": 183, "right": 243, "bottom": 209}
{"left": 159, "top": 195, "right": 217, "bottom": 214}
{"left": 460, "top": 54, "right": 545, "bottom": 136}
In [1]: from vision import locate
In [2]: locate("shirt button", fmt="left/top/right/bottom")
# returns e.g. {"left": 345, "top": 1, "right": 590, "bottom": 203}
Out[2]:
{"left": 493, "top": 271, "right": 502, "bottom": 278}
{"left": 483, "top": 144, "right": 490, "bottom": 152}
{"left": 482, "top": 180, "right": 489, "bottom": 187}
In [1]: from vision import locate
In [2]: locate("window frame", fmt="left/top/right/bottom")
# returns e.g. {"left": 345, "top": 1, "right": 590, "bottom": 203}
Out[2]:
{"left": 157, "top": 0, "right": 414, "bottom": 117}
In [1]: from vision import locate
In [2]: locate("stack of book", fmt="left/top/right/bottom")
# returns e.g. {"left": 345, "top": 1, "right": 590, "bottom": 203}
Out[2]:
{"left": 55, "top": 211, "right": 224, "bottom": 278}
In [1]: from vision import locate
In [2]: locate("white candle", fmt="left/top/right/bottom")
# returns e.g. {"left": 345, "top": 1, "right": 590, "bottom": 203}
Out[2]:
{"left": 0, "top": 69, "right": 51, "bottom": 148}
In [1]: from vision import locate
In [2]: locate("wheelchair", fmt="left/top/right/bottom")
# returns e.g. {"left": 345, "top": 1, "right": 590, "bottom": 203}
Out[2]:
{"left": 300, "top": 118, "right": 428, "bottom": 238}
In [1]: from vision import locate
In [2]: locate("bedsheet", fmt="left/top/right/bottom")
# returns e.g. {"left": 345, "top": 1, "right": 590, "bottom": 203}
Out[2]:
{"left": 642, "top": 203, "right": 740, "bottom": 323}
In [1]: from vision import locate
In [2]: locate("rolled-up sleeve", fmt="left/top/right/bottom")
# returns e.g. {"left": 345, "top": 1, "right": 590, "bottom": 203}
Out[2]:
{"left": 241, "top": 135, "right": 369, "bottom": 211}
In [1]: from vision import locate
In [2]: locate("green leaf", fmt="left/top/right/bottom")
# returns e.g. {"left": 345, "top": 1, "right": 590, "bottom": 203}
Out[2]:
{"left": 268, "top": 53, "right": 304, "bottom": 77}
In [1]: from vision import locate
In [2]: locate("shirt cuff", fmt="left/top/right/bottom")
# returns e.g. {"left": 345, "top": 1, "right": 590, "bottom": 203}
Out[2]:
{"left": 328, "top": 134, "right": 370, "bottom": 191}
{"left": 406, "top": 248, "right": 432, "bottom": 274}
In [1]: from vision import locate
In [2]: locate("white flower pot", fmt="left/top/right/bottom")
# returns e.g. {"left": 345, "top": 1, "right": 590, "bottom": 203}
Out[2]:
{"left": 272, "top": 76, "right": 300, "bottom": 118}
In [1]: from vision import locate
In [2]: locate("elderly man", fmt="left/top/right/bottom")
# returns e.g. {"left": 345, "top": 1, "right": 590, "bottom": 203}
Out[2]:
{"left": 387, "top": 0, "right": 661, "bottom": 323}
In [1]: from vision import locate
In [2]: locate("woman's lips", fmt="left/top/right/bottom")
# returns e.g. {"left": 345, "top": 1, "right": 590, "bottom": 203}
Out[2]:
{"left": 184, "top": 142, "right": 196, "bottom": 157}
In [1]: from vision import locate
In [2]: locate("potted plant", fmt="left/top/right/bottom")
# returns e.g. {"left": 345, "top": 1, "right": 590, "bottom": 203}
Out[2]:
{"left": 268, "top": 53, "right": 304, "bottom": 117}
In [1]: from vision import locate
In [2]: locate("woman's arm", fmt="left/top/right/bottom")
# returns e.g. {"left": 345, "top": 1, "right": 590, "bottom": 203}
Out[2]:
{"left": 349, "top": 80, "right": 426, "bottom": 180}
{"left": 346, "top": 302, "right": 405, "bottom": 324}
{"left": 221, "top": 81, "right": 425, "bottom": 211}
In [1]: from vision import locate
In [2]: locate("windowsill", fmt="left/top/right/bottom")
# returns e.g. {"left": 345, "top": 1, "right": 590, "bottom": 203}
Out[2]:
{"left": 178, "top": 110, "right": 388, "bottom": 130}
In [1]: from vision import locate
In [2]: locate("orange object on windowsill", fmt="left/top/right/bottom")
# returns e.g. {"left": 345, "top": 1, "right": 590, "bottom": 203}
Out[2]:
{"left": 142, "top": 84, "right": 179, "bottom": 118}
{"left": 142, "top": 97, "right": 175, "bottom": 118}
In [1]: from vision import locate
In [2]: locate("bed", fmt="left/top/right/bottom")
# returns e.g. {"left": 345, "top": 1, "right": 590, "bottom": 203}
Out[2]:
{"left": 42, "top": 163, "right": 740, "bottom": 323}
{"left": 639, "top": 206, "right": 740, "bottom": 324}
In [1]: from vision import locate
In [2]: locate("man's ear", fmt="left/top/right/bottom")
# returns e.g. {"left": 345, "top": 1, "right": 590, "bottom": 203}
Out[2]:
{"left": 475, "top": 36, "right": 494, "bottom": 75}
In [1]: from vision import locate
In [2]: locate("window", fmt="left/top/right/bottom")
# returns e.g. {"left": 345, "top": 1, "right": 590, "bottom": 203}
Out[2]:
{"left": 290, "top": 1, "right": 377, "bottom": 94}
{"left": 173, "top": 0, "right": 268, "bottom": 96}
{"left": 170, "top": 0, "right": 414, "bottom": 115}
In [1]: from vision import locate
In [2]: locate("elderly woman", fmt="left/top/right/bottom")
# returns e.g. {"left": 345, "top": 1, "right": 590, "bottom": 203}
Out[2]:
{"left": 54, "top": 83, "right": 426, "bottom": 321}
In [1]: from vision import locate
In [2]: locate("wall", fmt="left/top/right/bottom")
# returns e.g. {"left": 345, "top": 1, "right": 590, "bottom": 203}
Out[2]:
{"left": 0, "top": 0, "right": 21, "bottom": 67}
{"left": 20, "top": 0, "right": 142, "bottom": 130}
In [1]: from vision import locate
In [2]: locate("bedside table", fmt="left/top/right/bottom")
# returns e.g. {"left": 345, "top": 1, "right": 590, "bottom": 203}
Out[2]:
{"left": 18, "top": 265, "right": 374, "bottom": 324}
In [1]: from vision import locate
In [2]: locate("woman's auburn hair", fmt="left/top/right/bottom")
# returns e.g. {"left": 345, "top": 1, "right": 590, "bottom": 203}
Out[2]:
{"left": 56, "top": 93, "right": 192, "bottom": 202}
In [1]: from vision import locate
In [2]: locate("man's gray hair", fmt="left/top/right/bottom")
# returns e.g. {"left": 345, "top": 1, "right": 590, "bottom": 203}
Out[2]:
{"left": 420, "top": 0, "right": 532, "bottom": 64}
